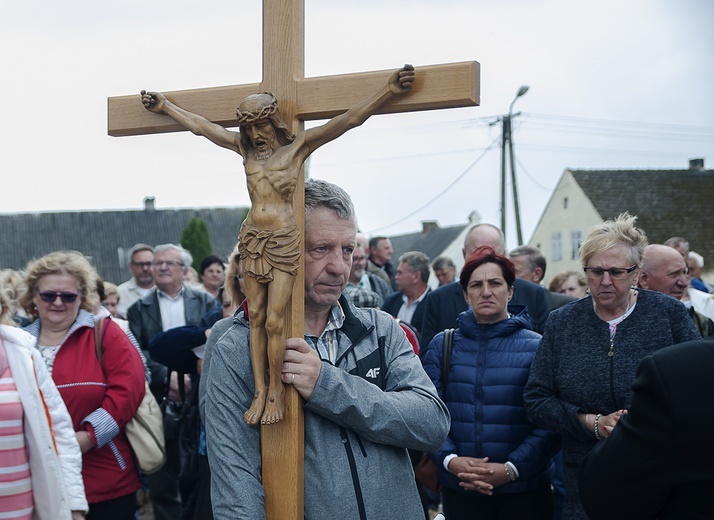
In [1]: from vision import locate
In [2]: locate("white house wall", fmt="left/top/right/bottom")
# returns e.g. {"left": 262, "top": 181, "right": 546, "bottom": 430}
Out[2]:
{"left": 529, "top": 170, "right": 603, "bottom": 286}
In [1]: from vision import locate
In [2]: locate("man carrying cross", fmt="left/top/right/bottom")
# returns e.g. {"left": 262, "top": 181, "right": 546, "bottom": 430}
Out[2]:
{"left": 141, "top": 65, "right": 414, "bottom": 425}
{"left": 200, "top": 178, "right": 450, "bottom": 519}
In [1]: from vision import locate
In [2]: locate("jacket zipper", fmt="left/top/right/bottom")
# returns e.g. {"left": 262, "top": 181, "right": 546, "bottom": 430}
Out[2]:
{"left": 340, "top": 427, "right": 367, "bottom": 520}
{"left": 608, "top": 334, "right": 617, "bottom": 406}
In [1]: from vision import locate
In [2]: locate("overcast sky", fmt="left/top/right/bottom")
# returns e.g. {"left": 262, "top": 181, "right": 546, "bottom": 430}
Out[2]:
{"left": 1, "top": 0, "right": 712, "bottom": 249}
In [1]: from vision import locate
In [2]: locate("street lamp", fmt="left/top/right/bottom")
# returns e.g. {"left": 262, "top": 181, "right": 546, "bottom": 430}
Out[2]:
{"left": 500, "top": 85, "right": 530, "bottom": 245}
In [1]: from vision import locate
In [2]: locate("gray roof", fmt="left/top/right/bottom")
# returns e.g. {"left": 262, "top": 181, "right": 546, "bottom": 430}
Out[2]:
{"left": 1, "top": 205, "right": 248, "bottom": 285}
{"left": 570, "top": 165, "right": 714, "bottom": 262}
{"left": 390, "top": 222, "right": 467, "bottom": 264}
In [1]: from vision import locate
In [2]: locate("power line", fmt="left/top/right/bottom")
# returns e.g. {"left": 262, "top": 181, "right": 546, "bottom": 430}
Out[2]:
{"left": 365, "top": 136, "right": 501, "bottom": 234}
{"left": 524, "top": 112, "right": 714, "bottom": 135}
{"left": 514, "top": 155, "right": 554, "bottom": 192}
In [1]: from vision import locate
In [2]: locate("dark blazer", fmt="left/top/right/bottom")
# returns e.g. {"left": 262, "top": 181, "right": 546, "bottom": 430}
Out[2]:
{"left": 545, "top": 289, "right": 577, "bottom": 311}
{"left": 127, "top": 286, "right": 218, "bottom": 399}
{"left": 579, "top": 340, "right": 714, "bottom": 519}
{"left": 419, "top": 278, "right": 549, "bottom": 356}
{"left": 381, "top": 288, "right": 431, "bottom": 333}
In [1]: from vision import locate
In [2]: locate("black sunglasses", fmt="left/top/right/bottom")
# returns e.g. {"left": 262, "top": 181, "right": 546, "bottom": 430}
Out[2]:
{"left": 37, "top": 290, "right": 81, "bottom": 303}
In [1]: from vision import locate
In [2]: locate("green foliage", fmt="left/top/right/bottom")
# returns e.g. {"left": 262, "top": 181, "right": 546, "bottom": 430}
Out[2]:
{"left": 180, "top": 217, "right": 213, "bottom": 272}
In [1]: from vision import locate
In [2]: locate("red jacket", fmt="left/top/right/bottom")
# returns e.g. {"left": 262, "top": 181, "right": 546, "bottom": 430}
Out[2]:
{"left": 41, "top": 312, "right": 145, "bottom": 503}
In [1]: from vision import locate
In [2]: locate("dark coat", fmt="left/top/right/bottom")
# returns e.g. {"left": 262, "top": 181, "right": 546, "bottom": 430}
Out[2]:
{"left": 579, "top": 340, "right": 714, "bottom": 519}
{"left": 127, "top": 286, "right": 218, "bottom": 400}
{"left": 381, "top": 288, "right": 431, "bottom": 333}
{"left": 544, "top": 289, "right": 576, "bottom": 311}
{"left": 419, "top": 279, "right": 550, "bottom": 357}
{"left": 147, "top": 304, "right": 226, "bottom": 374}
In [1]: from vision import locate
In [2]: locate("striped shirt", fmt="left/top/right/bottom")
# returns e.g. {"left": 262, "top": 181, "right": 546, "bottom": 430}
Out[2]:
{"left": 0, "top": 364, "right": 33, "bottom": 520}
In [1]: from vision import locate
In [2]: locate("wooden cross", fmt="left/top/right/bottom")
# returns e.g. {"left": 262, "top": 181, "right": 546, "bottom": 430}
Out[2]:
{"left": 108, "top": 1, "right": 479, "bottom": 518}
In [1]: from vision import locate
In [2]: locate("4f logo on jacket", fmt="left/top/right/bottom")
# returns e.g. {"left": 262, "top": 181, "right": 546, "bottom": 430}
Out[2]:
{"left": 349, "top": 343, "right": 386, "bottom": 391}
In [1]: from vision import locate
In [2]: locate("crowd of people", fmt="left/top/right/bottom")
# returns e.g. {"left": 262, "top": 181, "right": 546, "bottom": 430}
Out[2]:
{"left": 1, "top": 188, "right": 712, "bottom": 519}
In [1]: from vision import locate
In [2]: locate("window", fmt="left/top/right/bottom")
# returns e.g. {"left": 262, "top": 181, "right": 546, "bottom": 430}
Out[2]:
{"left": 563, "top": 197, "right": 568, "bottom": 209}
{"left": 571, "top": 231, "right": 582, "bottom": 260}
{"left": 552, "top": 232, "right": 562, "bottom": 262}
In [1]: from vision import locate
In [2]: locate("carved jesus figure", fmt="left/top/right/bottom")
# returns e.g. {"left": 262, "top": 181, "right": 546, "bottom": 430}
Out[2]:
{"left": 141, "top": 64, "right": 415, "bottom": 425}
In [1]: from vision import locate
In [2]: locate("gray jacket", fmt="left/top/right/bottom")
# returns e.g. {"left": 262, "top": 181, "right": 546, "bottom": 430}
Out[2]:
{"left": 200, "top": 295, "right": 450, "bottom": 520}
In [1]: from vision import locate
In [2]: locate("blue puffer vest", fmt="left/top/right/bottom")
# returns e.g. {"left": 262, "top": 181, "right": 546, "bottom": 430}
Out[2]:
{"left": 423, "top": 305, "right": 560, "bottom": 495}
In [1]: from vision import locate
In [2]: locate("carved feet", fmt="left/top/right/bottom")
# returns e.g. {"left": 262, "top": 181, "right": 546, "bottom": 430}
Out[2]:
{"left": 244, "top": 383, "right": 286, "bottom": 425}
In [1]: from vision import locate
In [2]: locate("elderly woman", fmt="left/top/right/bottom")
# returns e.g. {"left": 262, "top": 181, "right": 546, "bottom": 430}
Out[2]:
{"left": 548, "top": 270, "right": 587, "bottom": 299}
{"left": 0, "top": 273, "right": 88, "bottom": 519}
{"left": 20, "top": 251, "right": 145, "bottom": 520}
{"left": 524, "top": 214, "right": 700, "bottom": 519}
{"left": 423, "top": 245, "right": 559, "bottom": 520}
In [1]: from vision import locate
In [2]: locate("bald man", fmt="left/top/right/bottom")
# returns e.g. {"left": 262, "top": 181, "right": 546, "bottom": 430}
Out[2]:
{"left": 640, "top": 244, "right": 713, "bottom": 337}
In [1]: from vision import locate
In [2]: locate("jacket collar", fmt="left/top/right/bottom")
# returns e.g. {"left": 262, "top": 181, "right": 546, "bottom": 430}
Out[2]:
{"left": 457, "top": 304, "right": 532, "bottom": 339}
{"left": 23, "top": 309, "right": 95, "bottom": 345}
{"left": 337, "top": 294, "right": 371, "bottom": 344}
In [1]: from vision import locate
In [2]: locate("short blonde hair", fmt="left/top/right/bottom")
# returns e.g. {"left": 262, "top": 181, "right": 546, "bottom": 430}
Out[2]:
{"left": 103, "top": 281, "right": 120, "bottom": 300}
{"left": 579, "top": 213, "right": 648, "bottom": 267}
{"left": 20, "top": 251, "right": 99, "bottom": 315}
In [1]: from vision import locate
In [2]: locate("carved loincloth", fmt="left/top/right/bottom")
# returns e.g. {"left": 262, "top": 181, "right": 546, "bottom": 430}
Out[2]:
{"left": 239, "top": 224, "right": 300, "bottom": 283}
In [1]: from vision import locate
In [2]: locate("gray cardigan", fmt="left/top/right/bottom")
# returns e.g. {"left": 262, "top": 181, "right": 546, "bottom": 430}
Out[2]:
{"left": 200, "top": 297, "right": 450, "bottom": 520}
{"left": 524, "top": 289, "right": 700, "bottom": 518}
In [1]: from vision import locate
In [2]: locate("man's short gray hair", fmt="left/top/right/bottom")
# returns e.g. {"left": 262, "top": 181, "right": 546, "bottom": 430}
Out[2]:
{"left": 399, "top": 251, "right": 430, "bottom": 283}
{"left": 431, "top": 255, "right": 456, "bottom": 272}
{"left": 154, "top": 243, "right": 193, "bottom": 270}
{"left": 509, "top": 245, "right": 547, "bottom": 277}
{"left": 129, "top": 243, "right": 154, "bottom": 262}
{"left": 305, "top": 179, "right": 356, "bottom": 227}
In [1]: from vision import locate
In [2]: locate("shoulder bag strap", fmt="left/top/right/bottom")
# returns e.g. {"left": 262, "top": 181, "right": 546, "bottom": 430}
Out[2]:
{"left": 94, "top": 317, "right": 106, "bottom": 365}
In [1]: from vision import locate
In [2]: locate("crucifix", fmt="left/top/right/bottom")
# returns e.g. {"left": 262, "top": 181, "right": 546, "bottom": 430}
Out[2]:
{"left": 108, "top": 1, "right": 479, "bottom": 518}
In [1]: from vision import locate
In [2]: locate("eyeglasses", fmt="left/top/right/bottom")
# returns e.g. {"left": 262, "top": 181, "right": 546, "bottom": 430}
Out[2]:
{"left": 583, "top": 264, "right": 638, "bottom": 280}
{"left": 37, "top": 290, "right": 81, "bottom": 303}
{"left": 152, "top": 260, "right": 184, "bottom": 268}
{"left": 131, "top": 261, "right": 153, "bottom": 269}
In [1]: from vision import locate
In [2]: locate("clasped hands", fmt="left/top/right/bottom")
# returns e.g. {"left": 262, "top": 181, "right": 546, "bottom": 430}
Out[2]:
{"left": 447, "top": 456, "right": 510, "bottom": 495}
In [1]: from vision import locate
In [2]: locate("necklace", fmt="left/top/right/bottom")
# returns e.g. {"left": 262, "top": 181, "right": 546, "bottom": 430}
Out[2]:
{"left": 604, "top": 288, "right": 637, "bottom": 357}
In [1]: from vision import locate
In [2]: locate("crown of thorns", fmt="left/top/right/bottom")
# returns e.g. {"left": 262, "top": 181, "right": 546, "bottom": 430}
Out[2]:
{"left": 235, "top": 92, "right": 279, "bottom": 124}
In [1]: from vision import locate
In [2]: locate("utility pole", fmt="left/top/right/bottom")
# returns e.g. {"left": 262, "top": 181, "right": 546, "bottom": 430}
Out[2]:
{"left": 500, "top": 85, "right": 529, "bottom": 245}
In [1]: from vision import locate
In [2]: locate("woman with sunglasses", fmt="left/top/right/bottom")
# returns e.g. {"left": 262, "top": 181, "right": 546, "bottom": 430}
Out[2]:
{"left": 524, "top": 213, "right": 700, "bottom": 519}
{"left": 19, "top": 251, "right": 145, "bottom": 520}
